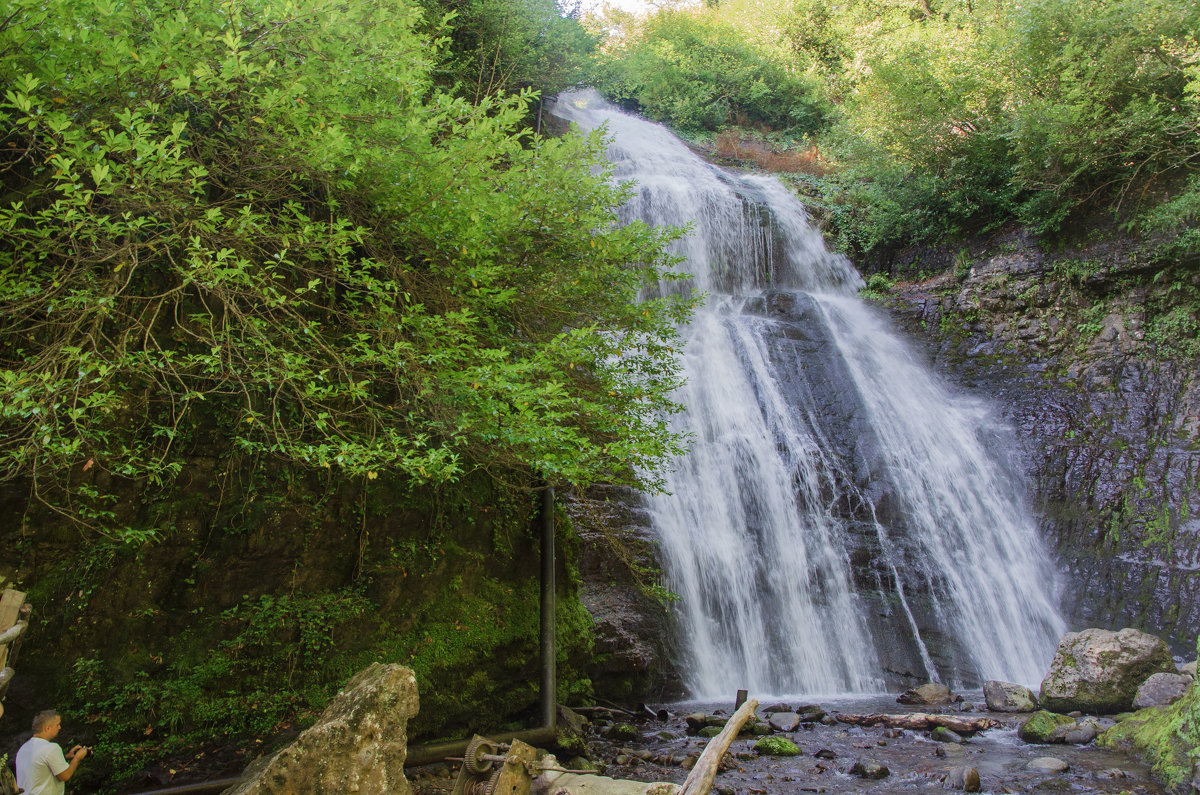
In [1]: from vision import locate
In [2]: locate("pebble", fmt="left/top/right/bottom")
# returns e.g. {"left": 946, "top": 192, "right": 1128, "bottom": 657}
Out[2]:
{"left": 849, "top": 759, "right": 889, "bottom": 779}
{"left": 1026, "top": 756, "right": 1070, "bottom": 773}
{"left": 944, "top": 766, "right": 981, "bottom": 792}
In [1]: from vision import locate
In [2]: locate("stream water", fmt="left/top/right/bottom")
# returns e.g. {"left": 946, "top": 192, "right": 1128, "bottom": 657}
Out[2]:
{"left": 548, "top": 91, "right": 1066, "bottom": 699}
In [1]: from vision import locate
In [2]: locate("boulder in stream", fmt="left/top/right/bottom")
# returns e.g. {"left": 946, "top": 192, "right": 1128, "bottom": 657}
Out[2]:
{"left": 849, "top": 759, "right": 890, "bottom": 779}
{"left": 1017, "top": 710, "right": 1076, "bottom": 743}
{"left": 944, "top": 766, "right": 981, "bottom": 792}
{"left": 983, "top": 680, "right": 1039, "bottom": 712}
{"left": 897, "top": 682, "right": 957, "bottom": 706}
{"left": 1039, "top": 628, "right": 1175, "bottom": 713}
{"left": 767, "top": 712, "right": 800, "bottom": 732}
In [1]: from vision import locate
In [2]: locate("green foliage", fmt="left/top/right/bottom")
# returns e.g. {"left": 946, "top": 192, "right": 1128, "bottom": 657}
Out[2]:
{"left": 595, "top": 9, "right": 827, "bottom": 134}
{"left": 72, "top": 589, "right": 372, "bottom": 784}
{"left": 0, "top": 0, "right": 694, "bottom": 543}
{"left": 420, "top": 0, "right": 598, "bottom": 101}
{"left": 857, "top": 271, "right": 894, "bottom": 300}
{"left": 773, "top": 0, "right": 1200, "bottom": 251}
{"left": 367, "top": 575, "right": 593, "bottom": 740}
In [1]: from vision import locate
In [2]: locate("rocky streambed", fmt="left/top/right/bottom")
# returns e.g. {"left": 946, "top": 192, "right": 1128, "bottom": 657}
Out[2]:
{"left": 409, "top": 693, "right": 1168, "bottom": 795}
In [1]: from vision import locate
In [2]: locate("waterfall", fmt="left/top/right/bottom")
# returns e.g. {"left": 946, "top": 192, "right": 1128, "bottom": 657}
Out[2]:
{"left": 550, "top": 90, "right": 1065, "bottom": 698}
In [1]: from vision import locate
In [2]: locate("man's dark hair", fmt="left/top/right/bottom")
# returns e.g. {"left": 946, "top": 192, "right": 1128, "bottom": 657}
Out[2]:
{"left": 31, "top": 710, "right": 59, "bottom": 733}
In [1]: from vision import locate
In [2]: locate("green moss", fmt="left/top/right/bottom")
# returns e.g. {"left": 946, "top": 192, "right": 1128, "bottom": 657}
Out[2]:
{"left": 1018, "top": 711, "right": 1076, "bottom": 743}
{"left": 754, "top": 736, "right": 801, "bottom": 756}
{"left": 609, "top": 724, "right": 640, "bottom": 742}
{"left": 1100, "top": 661, "right": 1200, "bottom": 790}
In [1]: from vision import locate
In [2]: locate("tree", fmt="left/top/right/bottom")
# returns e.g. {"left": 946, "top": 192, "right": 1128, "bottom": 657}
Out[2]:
{"left": 0, "top": 0, "right": 693, "bottom": 542}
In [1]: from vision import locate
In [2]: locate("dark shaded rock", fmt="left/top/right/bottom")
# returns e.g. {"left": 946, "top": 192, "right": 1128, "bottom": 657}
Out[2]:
{"left": 566, "top": 488, "right": 682, "bottom": 701}
{"left": 222, "top": 663, "right": 417, "bottom": 795}
{"left": 983, "top": 680, "right": 1039, "bottom": 712}
{"left": 555, "top": 706, "right": 590, "bottom": 757}
{"left": 882, "top": 233, "right": 1200, "bottom": 661}
{"left": 796, "top": 704, "right": 827, "bottom": 723}
{"left": 944, "top": 766, "right": 981, "bottom": 792}
{"left": 849, "top": 759, "right": 890, "bottom": 779}
{"left": 1133, "top": 672, "right": 1192, "bottom": 708}
{"left": 1063, "top": 724, "right": 1099, "bottom": 744}
{"left": 932, "top": 726, "right": 964, "bottom": 744}
{"left": 814, "top": 748, "right": 837, "bottom": 760}
{"left": 760, "top": 703, "right": 792, "bottom": 714}
{"left": 608, "top": 724, "right": 640, "bottom": 742}
{"left": 1040, "top": 628, "right": 1175, "bottom": 713}
{"left": 685, "top": 713, "right": 707, "bottom": 734}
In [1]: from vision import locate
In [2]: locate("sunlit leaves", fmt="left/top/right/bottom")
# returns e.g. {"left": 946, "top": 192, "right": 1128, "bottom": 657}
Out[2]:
{"left": 0, "top": 0, "right": 692, "bottom": 541}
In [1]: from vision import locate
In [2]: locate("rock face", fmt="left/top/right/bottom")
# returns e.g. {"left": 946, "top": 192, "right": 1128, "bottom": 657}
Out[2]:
{"left": 1132, "top": 672, "right": 1193, "bottom": 709}
{"left": 222, "top": 663, "right": 418, "bottom": 795}
{"left": 1039, "top": 628, "right": 1175, "bottom": 713}
{"left": 983, "top": 680, "right": 1039, "bottom": 712}
{"left": 565, "top": 486, "right": 682, "bottom": 700}
{"left": 884, "top": 230, "right": 1200, "bottom": 658}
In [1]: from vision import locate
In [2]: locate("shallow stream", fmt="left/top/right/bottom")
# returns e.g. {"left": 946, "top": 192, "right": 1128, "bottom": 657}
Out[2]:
{"left": 410, "top": 694, "right": 1165, "bottom": 795}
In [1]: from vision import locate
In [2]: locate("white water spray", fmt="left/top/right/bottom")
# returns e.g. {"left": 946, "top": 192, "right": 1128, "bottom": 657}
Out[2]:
{"left": 551, "top": 90, "right": 1064, "bottom": 697}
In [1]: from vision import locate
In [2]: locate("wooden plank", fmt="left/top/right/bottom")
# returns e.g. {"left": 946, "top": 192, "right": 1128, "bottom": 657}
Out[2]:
{"left": 0, "top": 590, "right": 25, "bottom": 632}
{"left": 679, "top": 698, "right": 759, "bottom": 795}
{"left": 0, "top": 590, "right": 25, "bottom": 671}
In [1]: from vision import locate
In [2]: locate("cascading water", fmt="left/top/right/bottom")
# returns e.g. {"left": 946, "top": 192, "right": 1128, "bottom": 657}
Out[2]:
{"left": 550, "top": 90, "right": 1065, "bottom": 698}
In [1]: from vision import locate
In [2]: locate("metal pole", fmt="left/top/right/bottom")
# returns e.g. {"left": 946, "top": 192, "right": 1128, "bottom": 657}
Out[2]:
{"left": 540, "top": 484, "right": 557, "bottom": 732}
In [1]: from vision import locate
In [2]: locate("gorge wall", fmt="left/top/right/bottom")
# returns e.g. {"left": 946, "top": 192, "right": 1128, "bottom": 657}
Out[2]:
{"left": 877, "top": 229, "right": 1200, "bottom": 659}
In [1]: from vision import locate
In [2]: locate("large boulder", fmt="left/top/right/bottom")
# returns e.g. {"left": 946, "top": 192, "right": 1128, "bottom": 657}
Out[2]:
{"left": 223, "top": 663, "right": 419, "bottom": 795}
{"left": 983, "top": 680, "right": 1039, "bottom": 712}
{"left": 1039, "top": 628, "right": 1175, "bottom": 713}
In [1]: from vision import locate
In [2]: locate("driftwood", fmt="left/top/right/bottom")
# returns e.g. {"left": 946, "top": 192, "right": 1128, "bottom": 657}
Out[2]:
{"left": 679, "top": 698, "right": 759, "bottom": 795}
{"left": 835, "top": 712, "right": 999, "bottom": 734}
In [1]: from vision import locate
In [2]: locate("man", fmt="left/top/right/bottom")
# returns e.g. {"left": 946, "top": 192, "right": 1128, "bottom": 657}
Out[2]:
{"left": 14, "top": 711, "right": 87, "bottom": 795}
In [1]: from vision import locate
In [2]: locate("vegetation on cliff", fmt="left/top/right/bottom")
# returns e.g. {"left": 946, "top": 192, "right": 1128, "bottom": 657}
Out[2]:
{"left": 592, "top": 0, "right": 1200, "bottom": 257}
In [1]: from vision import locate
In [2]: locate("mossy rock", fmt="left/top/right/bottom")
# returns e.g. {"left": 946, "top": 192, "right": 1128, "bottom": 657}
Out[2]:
{"left": 1100, "top": 647, "right": 1200, "bottom": 792}
{"left": 1018, "top": 711, "right": 1076, "bottom": 743}
{"left": 754, "top": 736, "right": 801, "bottom": 756}
{"left": 608, "top": 723, "right": 640, "bottom": 742}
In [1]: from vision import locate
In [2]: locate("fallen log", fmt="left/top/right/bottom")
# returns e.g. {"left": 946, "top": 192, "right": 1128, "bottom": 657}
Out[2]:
{"left": 679, "top": 698, "right": 759, "bottom": 795}
{"left": 834, "top": 713, "right": 999, "bottom": 734}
